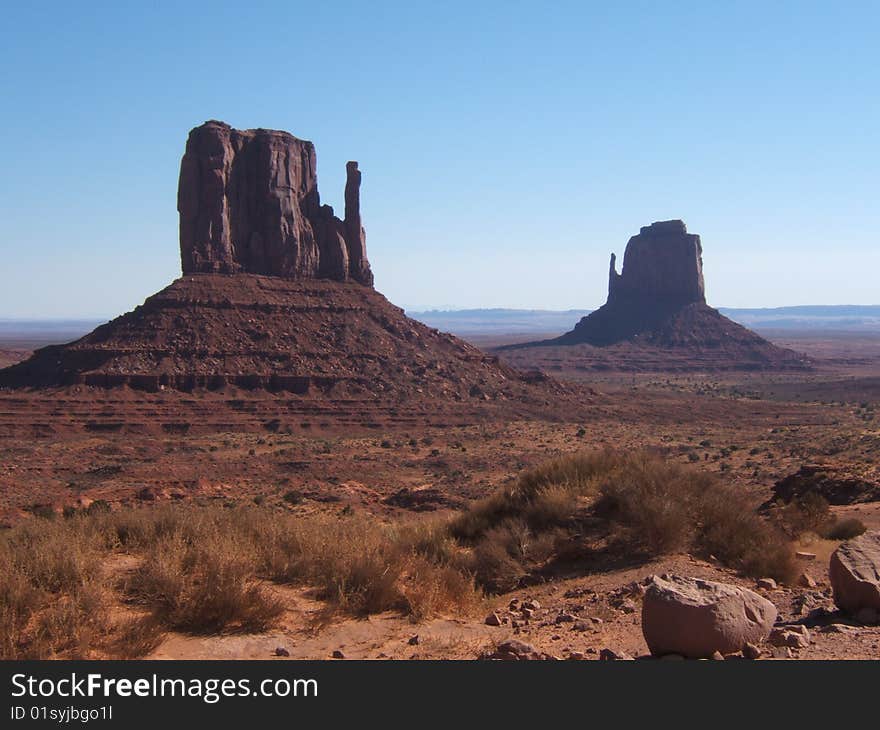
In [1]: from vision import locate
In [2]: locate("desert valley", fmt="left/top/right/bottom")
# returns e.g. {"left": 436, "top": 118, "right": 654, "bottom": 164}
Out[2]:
{"left": 1, "top": 121, "right": 878, "bottom": 664}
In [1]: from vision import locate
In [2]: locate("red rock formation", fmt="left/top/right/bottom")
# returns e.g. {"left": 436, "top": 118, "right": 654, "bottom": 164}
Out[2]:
{"left": 178, "top": 121, "right": 372, "bottom": 285}
{"left": 0, "top": 121, "right": 579, "bottom": 419}
{"left": 501, "top": 219, "right": 809, "bottom": 371}
{"left": 608, "top": 220, "right": 705, "bottom": 307}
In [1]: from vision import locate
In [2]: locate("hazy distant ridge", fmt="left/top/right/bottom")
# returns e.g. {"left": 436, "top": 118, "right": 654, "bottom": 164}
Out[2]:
{"left": 408, "top": 305, "right": 880, "bottom": 336}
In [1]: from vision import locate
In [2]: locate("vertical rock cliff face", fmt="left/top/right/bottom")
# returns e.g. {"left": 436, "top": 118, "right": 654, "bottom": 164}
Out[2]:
{"left": 607, "top": 220, "right": 705, "bottom": 306}
{"left": 177, "top": 121, "right": 373, "bottom": 285}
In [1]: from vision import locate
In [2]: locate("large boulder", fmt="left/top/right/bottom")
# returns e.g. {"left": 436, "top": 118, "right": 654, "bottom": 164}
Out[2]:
{"left": 642, "top": 574, "right": 777, "bottom": 658}
{"left": 829, "top": 531, "right": 880, "bottom": 613}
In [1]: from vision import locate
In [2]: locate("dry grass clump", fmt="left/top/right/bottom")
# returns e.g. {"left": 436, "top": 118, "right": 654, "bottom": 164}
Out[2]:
{"left": 126, "top": 525, "right": 283, "bottom": 634}
{"left": 0, "top": 518, "right": 110, "bottom": 658}
{"left": 0, "top": 505, "right": 483, "bottom": 658}
{"left": 451, "top": 449, "right": 798, "bottom": 587}
{"left": 768, "top": 493, "right": 868, "bottom": 542}
{"left": 253, "top": 512, "right": 479, "bottom": 618}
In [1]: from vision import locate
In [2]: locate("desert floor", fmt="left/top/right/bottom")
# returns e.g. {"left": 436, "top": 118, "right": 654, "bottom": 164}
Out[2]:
{"left": 1, "top": 330, "right": 878, "bottom": 660}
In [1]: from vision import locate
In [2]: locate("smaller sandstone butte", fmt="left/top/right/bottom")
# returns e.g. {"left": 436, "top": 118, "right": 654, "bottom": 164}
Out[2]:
{"left": 178, "top": 120, "right": 373, "bottom": 285}
{"left": 501, "top": 220, "right": 808, "bottom": 371}
{"left": 607, "top": 219, "right": 705, "bottom": 313}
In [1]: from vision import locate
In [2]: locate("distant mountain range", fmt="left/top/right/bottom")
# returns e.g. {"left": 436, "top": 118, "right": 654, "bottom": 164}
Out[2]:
{"left": 408, "top": 306, "right": 880, "bottom": 336}
{"left": 1, "top": 305, "right": 879, "bottom": 348}
{"left": 0, "top": 319, "right": 108, "bottom": 347}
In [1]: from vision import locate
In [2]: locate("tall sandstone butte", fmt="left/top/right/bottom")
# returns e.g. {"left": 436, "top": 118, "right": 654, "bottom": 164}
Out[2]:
{"left": 0, "top": 120, "right": 574, "bottom": 418}
{"left": 501, "top": 219, "right": 808, "bottom": 370}
{"left": 177, "top": 120, "right": 373, "bottom": 285}
{"left": 607, "top": 220, "right": 705, "bottom": 308}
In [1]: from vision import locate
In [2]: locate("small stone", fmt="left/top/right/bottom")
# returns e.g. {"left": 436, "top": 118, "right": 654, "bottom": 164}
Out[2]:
{"left": 274, "top": 646, "right": 290, "bottom": 657}
{"left": 768, "top": 627, "right": 809, "bottom": 649}
{"left": 798, "top": 573, "right": 817, "bottom": 589}
{"left": 572, "top": 621, "right": 591, "bottom": 632}
{"left": 485, "top": 612, "right": 503, "bottom": 627}
{"left": 711, "top": 651, "right": 725, "bottom": 661}
{"left": 770, "top": 646, "right": 792, "bottom": 659}
{"left": 568, "top": 651, "right": 586, "bottom": 661}
{"left": 820, "top": 623, "right": 856, "bottom": 634}
{"left": 522, "top": 599, "right": 541, "bottom": 611}
{"left": 521, "top": 607, "right": 535, "bottom": 619}
{"left": 742, "top": 642, "right": 762, "bottom": 660}
{"left": 332, "top": 650, "right": 346, "bottom": 659}
{"left": 757, "top": 578, "right": 777, "bottom": 590}
{"left": 619, "top": 599, "right": 637, "bottom": 613}
{"left": 555, "top": 612, "right": 577, "bottom": 624}
{"left": 408, "top": 635, "right": 420, "bottom": 645}
{"left": 589, "top": 616, "right": 603, "bottom": 624}
{"left": 796, "top": 551, "right": 817, "bottom": 561}
{"left": 508, "top": 598, "right": 521, "bottom": 610}
{"left": 492, "top": 640, "right": 538, "bottom": 661}
{"left": 599, "top": 648, "right": 633, "bottom": 661}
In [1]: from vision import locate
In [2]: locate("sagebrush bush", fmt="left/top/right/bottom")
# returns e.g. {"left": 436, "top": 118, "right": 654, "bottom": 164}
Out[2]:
{"left": 451, "top": 449, "right": 798, "bottom": 588}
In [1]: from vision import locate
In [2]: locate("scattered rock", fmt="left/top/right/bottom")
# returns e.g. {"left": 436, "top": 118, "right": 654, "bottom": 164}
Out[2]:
{"left": 332, "top": 650, "right": 346, "bottom": 659}
{"left": 408, "top": 635, "right": 420, "bottom": 646}
{"left": 769, "top": 627, "right": 810, "bottom": 649}
{"left": 799, "top": 573, "right": 818, "bottom": 589}
{"left": 487, "top": 640, "right": 549, "bottom": 661}
{"left": 641, "top": 574, "right": 777, "bottom": 658}
{"left": 485, "top": 612, "right": 503, "bottom": 627}
{"left": 829, "top": 531, "right": 880, "bottom": 613}
{"left": 599, "top": 648, "right": 634, "bottom": 661}
{"left": 770, "top": 646, "right": 793, "bottom": 659}
{"left": 820, "top": 624, "right": 857, "bottom": 634}
{"left": 710, "top": 651, "right": 725, "bottom": 661}
{"left": 742, "top": 643, "right": 762, "bottom": 660}
{"left": 796, "top": 551, "right": 817, "bottom": 561}
{"left": 568, "top": 651, "right": 586, "bottom": 661}
{"left": 757, "top": 578, "right": 777, "bottom": 591}
{"left": 274, "top": 647, "right": 290, "bottom": 657}
{"left": 555, "top": 612, "right": 577, "bottom": 624}
{"left": 522, "top": 599, "right": 541, "bottom": 611}
{"left": 791, "top": 591, "right": 832, "bottom": 618}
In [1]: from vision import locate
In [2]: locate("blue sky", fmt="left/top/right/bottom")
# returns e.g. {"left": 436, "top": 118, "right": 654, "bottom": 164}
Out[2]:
{"left": 0, "top": 1, "right": 877, "bottom": 317}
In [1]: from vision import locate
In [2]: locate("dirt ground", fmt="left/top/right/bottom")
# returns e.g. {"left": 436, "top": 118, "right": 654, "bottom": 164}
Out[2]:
{"left": 1, "top": 330, "right": 879, "bottom": 659}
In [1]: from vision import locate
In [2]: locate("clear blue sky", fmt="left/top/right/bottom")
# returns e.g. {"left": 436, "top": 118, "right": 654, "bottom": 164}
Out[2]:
{"left": 0, "top": 1, "right": 877, "bottom": 318}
